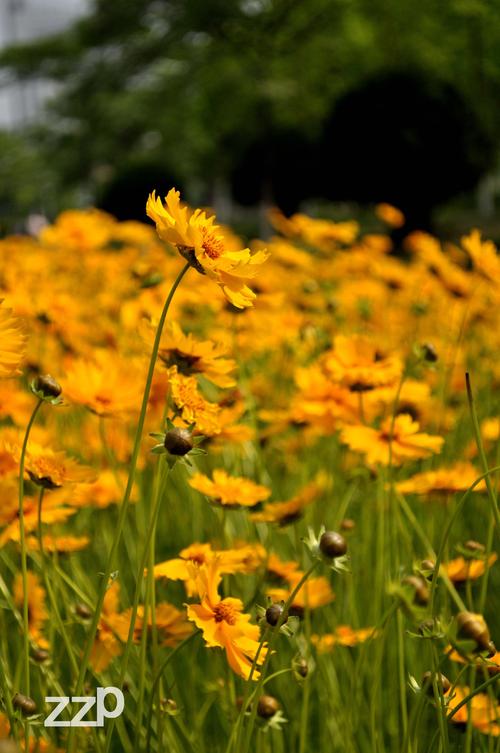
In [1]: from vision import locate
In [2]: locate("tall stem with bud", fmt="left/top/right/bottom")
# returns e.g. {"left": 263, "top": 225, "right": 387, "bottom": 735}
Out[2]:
{"left": 67, "top": 262, "right": 190, "bottom": 753}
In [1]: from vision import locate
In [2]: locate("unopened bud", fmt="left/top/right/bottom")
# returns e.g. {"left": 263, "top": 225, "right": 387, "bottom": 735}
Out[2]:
{"left": 164, "top": 427, "right": 194, "bottom": 456}
{"left": 402, "top": 575, "right": 429, "bottom": 605}
{"left": 33, "top": 374, "right": 62, "bottom": 398}
{"left": 257, "top": 695, "right": 280, "bottom": 719}
{"left": 13, "top": 693, "right": 37, "bottom": 716}
{"left": 265, "top": 603, "right": 284, "bottom": 627}
{"left": 319, "top": 531, "right": 348, "bottom": 559}
{"left": 457, "top": 611, "right": 496, "bottom": 655}
{"left": 421, "top": 671, "right": 451, "bottom": 695}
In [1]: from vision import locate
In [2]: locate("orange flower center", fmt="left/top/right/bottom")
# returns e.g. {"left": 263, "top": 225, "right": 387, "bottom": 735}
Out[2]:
{"left": 213, "top": 601, "right": 237, "bottom": 625}
{"left": 201, "top": 228, "right": 224, "bottom": 259}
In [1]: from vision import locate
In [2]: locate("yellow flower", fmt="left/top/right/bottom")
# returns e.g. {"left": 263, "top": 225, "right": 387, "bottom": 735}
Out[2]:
{"left": 152, "top": 541, "right": 266, "bottom": 596}
{"left": 186, "top": 559, "right": 267, "bottom": 679}
{"left": 250, "top": 477, "right": 325, "bottom": 525}
{"left": 462, "top": 229, "right": 500, "bottom": 284}
{"left": 13, "top": 571, "right": 48, "bottom": 648}
{"left": 322, "top": 335, "right": 402, "bottom": 392}
{"left": 312, "top": 625, "right": 378, "bottom": 652}
{"left": 267, "top": 573, "right": 334, "bottom": 615}
{"left": 0, "top": 301, "right": 26, "bottom": 377}
{"left": 110, "top": 603, "right": 193, "bottom": 647}
{"left": 395, "top": 462, "right": 486, "bottom": 496}
{"left": 155, "top": 321, "right": 236, "bottom": 388}
{"left": 147, "top": 188, "right": 269, "bottom": 308}
{"left": 0, "top": 482, "right": 76, "bottom": 546}
{"left": 441, "top": 554, "right": 497, "bottom": 583}
{"left": 448, "top": 685, "right": 500, "bottom": 736}
{"left": 167, "top": 365, "right": 221, "bottom": 436}
{"left": 189, "top": 469, "right": 271, "bottom": 508}
{"left": 375, "top": 203, "right": 405, "bottom": 228}
{"left": 341, "top": 414, "right": 444, "bottom": 466}
{"left": 7, "top": 441, "right": 93, "bottom": 489}
{"left": 63, "top": 350, "right": 144, "bottom": 418}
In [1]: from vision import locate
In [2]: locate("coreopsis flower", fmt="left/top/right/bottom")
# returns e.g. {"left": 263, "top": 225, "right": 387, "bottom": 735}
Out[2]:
{"left": 267, "top": 573, "right": 334, "bottom": 616}
{"left": 186, "top": 559, "right": 267, "bottom": 679}
{"left": 395, "top": 462, "right": 486, "bottom": 496}
{"left": 250, "top": 477, "right": 325, "bottom": 525}
{"left": 312, "top": 626, "right": 378, "bottom": 652}
{"left": 266, "top": 554, "right": 302, "bottom": 582}
{"left": 269, "top": 208, "right": 359, "bottom": 250}
{"left": 7, "top": 441, "right": 93, "bottom": 489}
{"left": 153, "top": 541, "right": 266, "bottom": 596}
{"left": 110, "top": 603, "right": 193, "bottom": 647}
{"left": 447, "top": 685, "right": 500, "bottom": 736}
{"left": 0, "top": 301, "right": 26, "bottom": 377}
{"left": 340, "top": 414, "right": 444, "bottom": 466}
{"left": 441, "top": 554, "right": 497, "bottom": 583}
{"left": 0, "top": 483, "right": 76, "bottom": 546}
{"left": 462, "top": 229, "right": 500, "bottom": 284}
{"left": 153, "top": 321, "right": 236, "bottom": 388}
{"left": 13, "top": 571, "right": 48, "bottom": 648}
{"left": 63, "top": 350, "right": 144, "bottom": 418}
{"left": 40, "top": 208, "right": 116, "bottom": 253}
{"left": 289, "top": 364, "right": 359, "bottom": 432}
{"left": 90, "top": 581, "right": 123, "bottom": 673}
{"left": 26, "top": 534, "right": 90, "bottom": 553}
{"left": 322, "top": 335, "right": 402, "bottom": 392}
{"left": 189, "top": 469, "right": 270, "bottom": 508}
{"left": 375, "top": 203, "right": 405, "bottom": 228}
{"left": 167, "top": 365, "right": 221, "bottom": 436}
{"left": 146, "top": 188, "right": 269, "bottom": 309}
{"left": 69, "top": 470, "right": 138, "bottom": 509}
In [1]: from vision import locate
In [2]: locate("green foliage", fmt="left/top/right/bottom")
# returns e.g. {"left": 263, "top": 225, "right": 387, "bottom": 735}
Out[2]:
{"left": 1, "top": 0, "right": 500, "bottom": 218}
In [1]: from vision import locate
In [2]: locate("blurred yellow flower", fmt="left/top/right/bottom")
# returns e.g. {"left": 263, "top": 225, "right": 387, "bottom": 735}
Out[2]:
{"left": 189, "top": 469, "right": 270, "bottom": 508}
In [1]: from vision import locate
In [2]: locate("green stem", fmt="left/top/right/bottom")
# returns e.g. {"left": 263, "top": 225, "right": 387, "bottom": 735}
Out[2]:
{"left": 104, "top": 463, "right": 170, "bottom": 752}
{"left": 239, "top": 561, "right": 320, "bottom": 753}
{"left": 465, "top": 373, "right": 500, "bottom": 534}
{"left": 18, "top": 396, "right": 43, "bottom": 749}
{"left": 429, "top": 465, "right": 500, "bottom": 619}
{"left": 67, "top": 262, "right": 190, "bottom": 753}
{"left": 36, "top": 487, "right": 80, "bottom": 679}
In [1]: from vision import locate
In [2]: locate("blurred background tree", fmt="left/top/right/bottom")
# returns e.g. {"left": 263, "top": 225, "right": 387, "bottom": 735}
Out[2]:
{"left": 0, "top": 0, "right": 500, "bottom": 234}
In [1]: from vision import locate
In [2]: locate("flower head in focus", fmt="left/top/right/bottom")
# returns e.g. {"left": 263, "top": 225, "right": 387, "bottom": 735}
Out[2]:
{"left": 147, "top": 188, "right": 269, "bottom": 308}
{"left": 186, "top": 559, "right": 267, "bottom": 679}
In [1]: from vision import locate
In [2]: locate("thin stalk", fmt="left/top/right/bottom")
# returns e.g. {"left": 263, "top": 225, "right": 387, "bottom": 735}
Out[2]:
{"left": 67, "top": 262, "right": 190, "bottom": 753}
{"left": 104, "top": 463, "right": 170, "bottom": 752}
{"left": 17, "top": 397, "right": 43, "bottom": 749}
{"left": 239, "top": 561, "right": 320, "bottom": 753}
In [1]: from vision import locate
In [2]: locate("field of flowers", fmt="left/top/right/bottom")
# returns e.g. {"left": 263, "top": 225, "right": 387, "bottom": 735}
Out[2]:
{"left": 0, "top": 189, "right": 499, "bottom": 753}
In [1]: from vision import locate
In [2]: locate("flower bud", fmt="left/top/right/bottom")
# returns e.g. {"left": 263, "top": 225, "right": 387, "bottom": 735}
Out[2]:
{"left": 265, "top": 603, "right": 284, "bottom": 627}
{"left": 12, "top": 693, "right": 37, "bottom": 716}
{"left": 457, "top": 611, "right": 496, "bottom": 655}
{"left": 464, "top": 540, "right": 485, "bottom": 553}
{"left": 340, "top": 518, "right": 356, "bottom": 532}
{"left": 257, "top": 695, "right": 280, "bottom": 719}
{"left": 33, "top": 374, "right": 62, "bottom": 398}
{"left": 421, "top": 343, "right": 438, "bottom": 362}
{"left": 421, "top": 559, "right": 436, "bottom": 578}
{"left": 421, "top": 671, "right": 451, "bottom": 695}
{"left": 402, "top": 575, "right": 429, "bottom": 605}
{"left": 75, "top": 602, "right": 92, "bottom": 619}
{"left": 31, "top": 648, "right": 49, "bottom": 663}
{"left": 319, "top": 531, "right": 348, "bottom": 559}
{"left": 164, "top": 427, "right": 194, "bottom": 456}
{"left": 295, "top": 657, "right": 309, "bottom": 678}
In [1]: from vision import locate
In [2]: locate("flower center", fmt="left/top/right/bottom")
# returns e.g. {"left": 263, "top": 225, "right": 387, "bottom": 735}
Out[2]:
{"left": 201, "top": 228, "right": 224, "bottom": 260}
{"left": 213, "top": 601, "right": 237, "bottom": 625}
